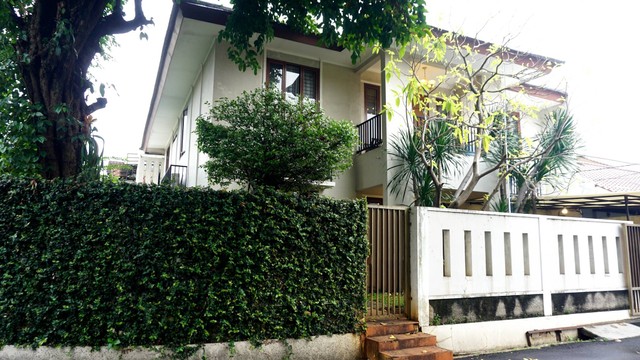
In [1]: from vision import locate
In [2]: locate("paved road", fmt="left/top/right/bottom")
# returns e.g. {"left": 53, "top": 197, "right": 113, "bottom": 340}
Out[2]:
{"left": 460, "top": 337, "right": 640, "bottom": 360}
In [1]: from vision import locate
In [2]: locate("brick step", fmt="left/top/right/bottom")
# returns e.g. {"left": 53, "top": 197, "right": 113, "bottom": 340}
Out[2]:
{"left": 366, "top": 320, "right": 419, "bottom": 337}
{"left": 366, "top": 333, "right": 437, "bottom": 360}
{"left": 379, "top": 346, "right": 453, "bottom": 360}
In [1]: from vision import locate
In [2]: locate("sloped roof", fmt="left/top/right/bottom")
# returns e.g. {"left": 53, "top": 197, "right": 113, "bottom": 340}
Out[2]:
{"left": 576, "top": 155, "right": 640, "bottom": 193}
{"left": 141, "top": 0, "right": 566, "bottom": 153}
{"left": 537, "top": 156, "right": 640, "bottom": 214}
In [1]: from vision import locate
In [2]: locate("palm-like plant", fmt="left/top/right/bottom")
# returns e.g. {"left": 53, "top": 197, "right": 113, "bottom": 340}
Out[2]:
{"left": 512, "top": 109, "right": 579, "bottom": 212}
{"left": 388, "top": 118, "right": 464, "bottom": 207}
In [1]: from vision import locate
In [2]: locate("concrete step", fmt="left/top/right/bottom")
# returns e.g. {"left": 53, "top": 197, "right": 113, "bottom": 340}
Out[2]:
{"left": 379, "top": 346, "right": 453, "bottom": 360}
{"left": 581, "top": 322, "right": 640, "bottom": 340}
{"left": 366, "top": 333, "right": 437, "bottom": 358}
{"left": 366, "top": 320, "right": 419, "bottom": 337}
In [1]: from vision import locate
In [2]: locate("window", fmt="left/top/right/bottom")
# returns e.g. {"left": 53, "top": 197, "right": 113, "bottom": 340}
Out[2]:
{"left": 364, "top": 84, "right": 380, "bottom": 121}
{"left": 268, "top": 60, "right": 319, "bottom": 101}
{"left": 179, "top": 108, "right": 188, "bottom": 157}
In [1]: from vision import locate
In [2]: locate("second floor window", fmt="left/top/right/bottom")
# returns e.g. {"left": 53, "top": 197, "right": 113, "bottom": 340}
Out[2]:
{"left": 179, "top": 108, "right": 188, "bottom": 157}
{"left": 268, "top": 60, "right": 319, "bottom": 102}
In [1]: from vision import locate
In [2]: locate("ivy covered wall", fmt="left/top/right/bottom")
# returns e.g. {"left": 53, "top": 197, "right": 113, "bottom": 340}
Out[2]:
{"left": 0, "top": 177, "right": 368, "bottom": 349}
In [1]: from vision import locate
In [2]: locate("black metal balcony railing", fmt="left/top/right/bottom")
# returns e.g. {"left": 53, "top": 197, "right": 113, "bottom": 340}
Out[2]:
{"left": 464, "top": 126, "right": 477, "bottom": 154}
{"left": 356, "top": 114, "right": 383, "bottom": 153}
{"left": 161, "top": 165, "right": 188, "bottom": 187}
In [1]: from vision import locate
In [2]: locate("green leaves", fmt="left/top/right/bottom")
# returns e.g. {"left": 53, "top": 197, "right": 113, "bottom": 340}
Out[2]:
{"left": 218, "top": 0, "right": 429, "bottom": 73}
{"left": 0, "top": 178, "right": 368, "bottom": 350}
{"left": 196, "top": 87, "right": 357, "bottom": 194}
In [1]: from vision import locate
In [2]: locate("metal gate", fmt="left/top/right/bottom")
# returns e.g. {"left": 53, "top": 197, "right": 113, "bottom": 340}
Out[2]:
{"left": 626, "top": 225, "right": 640, "bottom": 315}
{"left": 366, "top": 205, "right": 411, "bottom": 319}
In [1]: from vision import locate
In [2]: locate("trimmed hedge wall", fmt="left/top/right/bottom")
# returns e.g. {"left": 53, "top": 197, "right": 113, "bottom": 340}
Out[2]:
{"left": 0, "top": 177, "right": 368, "bottom": 349}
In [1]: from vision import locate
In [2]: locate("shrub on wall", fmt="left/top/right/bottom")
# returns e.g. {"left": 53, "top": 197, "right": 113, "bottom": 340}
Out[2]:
{"left": 0, "top": 177, "right": 368, "bottom": 349}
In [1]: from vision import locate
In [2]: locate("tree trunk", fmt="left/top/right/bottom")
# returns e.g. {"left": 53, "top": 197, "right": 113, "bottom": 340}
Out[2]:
{"left": 7, "top": 0, "right": 151, "bottom": 179}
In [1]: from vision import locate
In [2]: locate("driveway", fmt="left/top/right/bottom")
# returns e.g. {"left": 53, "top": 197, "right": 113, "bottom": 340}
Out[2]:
{"left": 460, "top": 337, "right": 640, "bottom": 360}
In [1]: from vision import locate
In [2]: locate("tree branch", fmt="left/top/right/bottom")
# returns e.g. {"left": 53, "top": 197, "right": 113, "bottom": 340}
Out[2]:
{"left": 95, "top": 0, "right": 152, "bottom": 38}
{"left": 478, "top": 154, "right": 505, "bottom": 178}
{"left": 86, "top": 97, "right": 107, "bottom": 114}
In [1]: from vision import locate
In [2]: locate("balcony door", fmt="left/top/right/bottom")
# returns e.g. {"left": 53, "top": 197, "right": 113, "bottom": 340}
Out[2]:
{"left": 364, "top": 84, "right": 380, "bottom": 121}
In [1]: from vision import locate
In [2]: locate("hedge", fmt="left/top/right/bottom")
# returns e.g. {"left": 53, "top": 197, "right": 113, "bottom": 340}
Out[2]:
{"left": 0, "top": 177, "right": 368, "bottom": 349}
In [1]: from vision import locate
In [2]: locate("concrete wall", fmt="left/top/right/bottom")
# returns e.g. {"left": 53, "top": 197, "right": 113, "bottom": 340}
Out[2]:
{"left": 354, "top": 147, "right": 385, "bottom": 193}
{"left": 411, "top": 207, "right": 632, "bottom": 353}
{"left": 427, "top": 310, "right": 630, "bottom": 355}
{"left": 136, "top": 155, "right": 164, "bottom": 185}
{"left": 318, "top": 62, "right": 361, "bottom": 200}
{"left": 0, "top": 334, "right": 362, "bottom": 360}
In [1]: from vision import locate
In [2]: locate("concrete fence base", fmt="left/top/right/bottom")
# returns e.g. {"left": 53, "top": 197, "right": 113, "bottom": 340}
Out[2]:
{"left": 0, "top": 334, "right": 362, "bottom": 360}
{"left": 426, "top": 310, "right": 631, "bottom": 355}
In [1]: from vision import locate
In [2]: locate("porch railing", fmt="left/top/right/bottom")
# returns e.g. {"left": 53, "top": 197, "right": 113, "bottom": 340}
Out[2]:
{"left": 161, "top": 165, "right": 187, "bottom": 187}
{"left": 463, "top": 126, "right": 477, "bottom": 154}
{"left": 356, "top": 114, "right": 383, "bottom": 153}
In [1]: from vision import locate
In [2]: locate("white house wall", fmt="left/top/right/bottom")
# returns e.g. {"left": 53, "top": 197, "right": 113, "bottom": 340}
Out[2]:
{"left": 167, "top": 38, "right": 371, "bottom": 194}
{"left": 186, "top": 72, "right": 202, "bottom": 187}
{"left": 382, "top": 54, "right": 413, "bottom": 205}
{"left": 319, "top": 62, "right": 360, "bottom": 199}
{"left": 146, "top": 7, "right": 565, "bottom": 204}
{"left": 195, "top": 43, "right": 216, "bottom": 187}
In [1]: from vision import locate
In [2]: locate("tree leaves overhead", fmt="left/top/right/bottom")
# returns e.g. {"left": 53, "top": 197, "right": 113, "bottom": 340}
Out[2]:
{"left": 219, "top": 0, "right": 429, "bottom": 72}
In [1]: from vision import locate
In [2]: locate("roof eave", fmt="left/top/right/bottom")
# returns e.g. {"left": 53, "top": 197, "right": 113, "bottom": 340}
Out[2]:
{"left": 140, "top": 2, "right": 180, "bottom": 152}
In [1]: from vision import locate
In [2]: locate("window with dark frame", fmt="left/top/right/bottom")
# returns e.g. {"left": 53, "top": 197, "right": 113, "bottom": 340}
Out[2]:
{"left": 364, "top": 84, "right": 380, "bottom": 121}
{"left": 267, "top": 59, "right": 319, "bottom": 102}
{"left": 180, "top": 108, "right": 188, "bottom": 157}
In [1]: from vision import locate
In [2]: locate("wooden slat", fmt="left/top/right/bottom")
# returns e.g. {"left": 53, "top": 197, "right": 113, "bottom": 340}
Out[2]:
{"left": 365, "top": 206, "right": 410, "bottom": 319}
{"left": 625, "top": 225, "right": 640, "bottom": 315}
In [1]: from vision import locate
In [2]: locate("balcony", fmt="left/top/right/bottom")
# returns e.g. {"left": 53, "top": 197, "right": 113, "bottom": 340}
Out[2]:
{"left": 356, "top": 113, "right": 383, "bottom": 153}
{"left": 161, "top": 165, "right": 187, "bottom": 187}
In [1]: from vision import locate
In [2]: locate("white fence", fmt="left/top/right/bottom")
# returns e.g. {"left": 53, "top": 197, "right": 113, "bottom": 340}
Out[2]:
{"left": 135, "top": 155, "right": 165, "bottom": 185}
{"left": 411, "top": 207, "right": 631, "bottom": 353}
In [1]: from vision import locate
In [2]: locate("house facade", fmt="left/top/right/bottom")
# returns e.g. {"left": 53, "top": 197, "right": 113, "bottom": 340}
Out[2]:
{"left": 139, "top": 0, "right": 567, "bottom": 207}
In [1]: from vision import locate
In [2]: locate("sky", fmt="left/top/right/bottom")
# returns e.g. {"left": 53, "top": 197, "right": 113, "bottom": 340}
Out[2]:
{"left": 93, "top": 0, "right": 640, "bottom": 164}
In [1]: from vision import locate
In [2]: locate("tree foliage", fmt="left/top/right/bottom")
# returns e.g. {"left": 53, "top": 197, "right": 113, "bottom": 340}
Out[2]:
{"left": 501, "top": 109, "right": 579, "bottom": 212}
{"left": 0, "top": 0, "right": 152, "bottom": 178}
{"left": 388, "top": 121, "right": 464, "bottom": 206}
{"left": 219, "top": 0, "right": 429, "bottom": 72}
{"left": 386, "top": 31, "right": 579, "bottom": 211}
{"left": 196, "top": 87, "right": 357, "bottom": 194}
{"left": 0, "top": 33, "right": 46, "bottom": 177}
{"left": 1, "top": 0, "right": 429, "bottom": 178}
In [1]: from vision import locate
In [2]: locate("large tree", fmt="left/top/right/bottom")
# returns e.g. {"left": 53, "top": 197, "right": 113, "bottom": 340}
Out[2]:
{"left": 0, "top": 0, "right": 152, "bottom": 178}
{"left": 0, "top": 0, "right": 429, "bottom": 179}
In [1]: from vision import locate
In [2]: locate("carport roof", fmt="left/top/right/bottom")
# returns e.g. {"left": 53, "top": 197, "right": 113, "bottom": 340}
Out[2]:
{"left": 537, "top": 192, "right": 640, "bottom": 220}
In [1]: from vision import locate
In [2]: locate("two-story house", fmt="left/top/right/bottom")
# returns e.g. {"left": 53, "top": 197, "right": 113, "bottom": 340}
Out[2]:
{"left": 138, "top": 0, "right": 566, "bottom": 207}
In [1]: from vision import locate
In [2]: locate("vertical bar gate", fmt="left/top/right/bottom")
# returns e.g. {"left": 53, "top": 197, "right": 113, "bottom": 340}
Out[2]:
{"left": 626, "top": 224, "right": 640, "bottom": 315}
{"left": 366, "top": 205, "right": 410, "bottom": 319}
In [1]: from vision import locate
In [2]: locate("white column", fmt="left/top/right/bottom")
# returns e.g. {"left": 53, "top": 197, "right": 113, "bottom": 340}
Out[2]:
{"left": 381, "top": 51, "right": 412, "bottom": 206}
{"left": 537, "top": 216, "right": 554, "bottom": 316}
{"left": 411, "top": 206, "right": 431, "bottom": 326}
